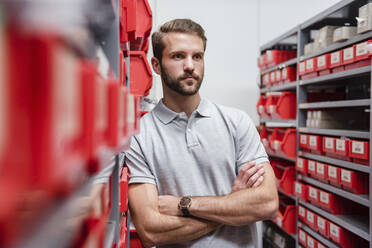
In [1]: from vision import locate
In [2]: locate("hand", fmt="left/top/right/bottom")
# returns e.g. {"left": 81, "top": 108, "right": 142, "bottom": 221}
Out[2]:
{"left": 232, "top": 161, "right": 265, "bottom": 192}
{"left": 158, "top": 195, "right": 182, "bottom": 216}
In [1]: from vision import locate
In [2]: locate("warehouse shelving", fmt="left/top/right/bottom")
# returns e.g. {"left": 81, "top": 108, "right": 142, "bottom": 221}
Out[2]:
{"left": 260, "top": 82, "right": 297, "bottom": 94}
{"left": 267, "top": 152, "right": 297, "bottom": 163}
{"left": 299, "top": 201, "right": 370, "bottom": 241}
{"left": 300, "top": 31, "right": 372, "bottom": 61}
{"left": 298, "top": 222, "right": 339, "bottom": 248}
{"left": 298, "top": 99, "right": 370, "bottom": 109}
{"left": 278, "top": 189, "right": 297, "bottom": 201}
{"left": 299, "top": 66, "right": 371, "bottom": 86}
{"left": 298, "top": 175, "right": 370, "bottom": 207}
{"left": 260, "top": 119, "right": 297, "bottom": 126}
{"left": 298, "top": 151, "right": 370, "bottom": 173}
{"left": 261, "top": 58, "right": 298, "bottom": 75}
{"left": 258, "top": 1, "right": 372, "bottom": 247}
{"left": 298, "top": 127, "right": 370, "bottom": 139}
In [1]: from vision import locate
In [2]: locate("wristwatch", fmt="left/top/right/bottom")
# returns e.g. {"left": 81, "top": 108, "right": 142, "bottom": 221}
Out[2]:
{"left": 178, "top": 196, "right": 192, "bottom": 217}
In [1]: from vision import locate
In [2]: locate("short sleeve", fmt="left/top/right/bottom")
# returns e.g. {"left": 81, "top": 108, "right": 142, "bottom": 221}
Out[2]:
{"left": 125, "top": 135, "right": 156, "bottom": 185}
{"left": 235, "top": 112, "right": 269, "bottom": 171}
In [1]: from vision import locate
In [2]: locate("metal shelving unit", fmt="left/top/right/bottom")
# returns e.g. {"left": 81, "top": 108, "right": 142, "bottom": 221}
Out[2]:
{"left": 299, "top": 201, "right": 370, "bottom": 241}
{"left": 261, "top": 58, "right": 298, "bottom": 74}
{"left": 298, "top": 151, "right": 370, "bottom": 173}
{"left": 299, "top": 66, "right": 371, "bottom": 86}
{"left": 298, "top": 127, "right": 370, "bottom": 139}
{"left": 299, "top": 175, "right": 370, "bottom": 207}
{"left": 298, "top": 222, "right": 339, "bottom": 248}
{"left": 258, "top": 1, "right": 372, "bottom": 247}
{"left": 298, "top": 99, "right": 370, "bottom": 109}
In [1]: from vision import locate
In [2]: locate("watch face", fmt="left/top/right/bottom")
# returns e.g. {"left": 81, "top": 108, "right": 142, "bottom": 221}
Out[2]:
{"left": 180, "top": 197, "right": 191, "bottom": 207}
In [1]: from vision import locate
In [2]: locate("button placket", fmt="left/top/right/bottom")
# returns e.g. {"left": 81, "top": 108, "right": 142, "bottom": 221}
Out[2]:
{"left": 186, "top": 113, "right": 199, "bottom": 147}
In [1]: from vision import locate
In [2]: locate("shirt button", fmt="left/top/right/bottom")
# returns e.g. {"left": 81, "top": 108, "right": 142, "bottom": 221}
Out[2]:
{"left": 187, "top": 128, "right": 191, "bottom": 132}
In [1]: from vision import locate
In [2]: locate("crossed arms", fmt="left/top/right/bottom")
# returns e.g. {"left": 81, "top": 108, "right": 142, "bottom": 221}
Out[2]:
{"left": 128, "top": 161, "right": 279, "bottom": 247}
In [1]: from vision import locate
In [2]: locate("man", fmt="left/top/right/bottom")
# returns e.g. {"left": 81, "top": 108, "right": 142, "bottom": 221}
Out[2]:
{"left": 125, "top": 18, "right": 278, "bottom": 248}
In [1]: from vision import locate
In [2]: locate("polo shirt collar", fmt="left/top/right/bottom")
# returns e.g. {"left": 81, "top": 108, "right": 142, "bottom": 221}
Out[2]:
{"left": 154, "top": 98, "right": 212, "bottom": 124}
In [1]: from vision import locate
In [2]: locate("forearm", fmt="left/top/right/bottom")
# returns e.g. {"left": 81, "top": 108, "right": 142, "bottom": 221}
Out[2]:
{"left": 189, "top": 163, "right": 278, "bottom": 226}
{"left": 131, "top": 207, "right": 220, "bottom": 247}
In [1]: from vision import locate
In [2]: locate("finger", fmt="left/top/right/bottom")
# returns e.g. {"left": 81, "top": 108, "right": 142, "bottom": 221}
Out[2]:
{"left": 240, "top": 164, "right": 260, "bottom": 185}
{"left": 252, "top": 175, "right": 264, "bottom": 187}
{"left": 246, "top": 167, "right": 264, "bottom": 187}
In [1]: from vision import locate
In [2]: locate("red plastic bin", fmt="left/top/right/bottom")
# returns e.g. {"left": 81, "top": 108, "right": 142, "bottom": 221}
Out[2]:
{"left": 275, "top": 70, "right": 281, "bottom": 84}
{"left": 307, "top": 185, "right": 319, "bottom": 207}
{"left": 259, "top": 126, "right": 273, "bottom": 154}
{"left": 269, "top": 128, "right": 297, "bottom": 158}
{"left": 120, "top": 167, "right": 129, "bottom": 213}
{"left": 273, "top": 164, "right": 296, "bottom": 195}
{"left": 343, "top": 46, "right": 355, "bottom": 65}
{"left": 270, "top": 71, "right": 276, "bottom": 85}
{"left": 330, "top": 50, "right": 343, "bottom": 68}
{"left": 298, "top": 61, "right": 306, "bottom": 76}
{"left": 307, "top": 160, "right": 317, "bottom": 178}
{"left": 265, "top": 92, "right": 296, "bottom": 120}
{"left": 305, "top": 58, "right": 317, "bottom": 74}
{"left": 335, "top": 138, "right": 350, "bottom": 157}
{"left": 298, "top": 228, "right": 307, "bottom": 246}
{"left": 316, "top": 214, "right": 329, "bottom": 238}
{"left": 281, "top": 66, "right": 296, "bottom": 83}
{"left": 299, "top": 134, "right": 308, "bottom": 150}
{"left": 274, "top": 204, "right": 296, "bottom": 234}
{"left": 295, "top": 181, "right": 308, "bottom": 201}
{"left": 322, "top": 136, "right": 335, "bottom": 154}
{"left": 129, "top": 51, "right": 153, "bottom": 96}
{"left": 329, "top": 222, "right": 352, "bottom": 247}
{"left": 340, "top": 168, "right": 369, "bottom": 194}
{"left": 256, "top": 95, "right": 270, "bottom": 119}
{"left": 130, "top": 230, "right": 144, "bottom": 248}
{"left": 305, "top": 209, "right": 317, "bottom": 230}
{"left": 296, "top": 157, "right": 308, "bottom": 174}
{"left": 306, "top": 234, "right": 317, "bottom": 248}
{"left": 308, "top": 135, "right": 322, "bottom": 154}
{"left": 315, "top": 162, "right": 328, "bottom": 182}
{"left": 355, "top": 40, "right": 372, "bottom": 61}
{"left": 316, "top": 54, "right": 331, "bottom": 71}
{"left": 349, "top": 139, "right": 369, "bottom": 161}
{"left": 327, "top": 164, "right": 341, "bottom": 187}
{"left": 318, "top": 189, "right": 347, "bottom": 214}
{"left": 262, "top": 73, "right": 270, "bottom": 87}
{"left": 298, "top": 205, "right": 307, "bottom": 222}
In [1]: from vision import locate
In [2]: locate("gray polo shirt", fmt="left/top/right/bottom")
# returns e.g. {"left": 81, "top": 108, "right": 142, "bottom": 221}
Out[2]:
{"left": 125, "top": 98, "right": 269, "bottom": 248}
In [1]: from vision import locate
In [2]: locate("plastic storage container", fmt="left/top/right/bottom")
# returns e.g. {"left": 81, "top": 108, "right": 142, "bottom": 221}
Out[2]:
{"left": 269, "top": 128, "right": 297, "bottom": 158}
{"left": 265, "top": 92, "right": 296, "bottom": 120}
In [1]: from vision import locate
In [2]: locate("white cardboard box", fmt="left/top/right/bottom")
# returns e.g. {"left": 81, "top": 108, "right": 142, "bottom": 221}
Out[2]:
{"left": 333, "top": 26, "right": 357, "bottom": 42}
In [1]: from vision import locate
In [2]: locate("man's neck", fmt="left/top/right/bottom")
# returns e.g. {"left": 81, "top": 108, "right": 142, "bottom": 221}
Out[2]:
{"left": 162, "top": 91, "right": 201, "bottom": 118}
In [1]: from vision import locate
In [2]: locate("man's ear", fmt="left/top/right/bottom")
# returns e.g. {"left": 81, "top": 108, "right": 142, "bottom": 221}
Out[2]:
{"left": 151, "top": 57, "right": 161, "bottom": 75}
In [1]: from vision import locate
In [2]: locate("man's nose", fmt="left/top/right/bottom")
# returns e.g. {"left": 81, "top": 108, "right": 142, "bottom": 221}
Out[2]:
{"left": 183, "top": 56, "right": 194, "bottom": 72}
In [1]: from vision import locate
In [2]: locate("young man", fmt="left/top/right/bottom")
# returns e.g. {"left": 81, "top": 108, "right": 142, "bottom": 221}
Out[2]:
{"left": 125, "top": 19, "right": 278, "bottom": 248}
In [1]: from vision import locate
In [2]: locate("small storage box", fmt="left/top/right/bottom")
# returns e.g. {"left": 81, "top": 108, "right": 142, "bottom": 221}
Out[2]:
{"left": 295, "top": 181, "right": 308, "bottom": 201}
{"left": 342, "top": 46, "right": 355, "bottom": 65}
{"left": 327, "top": 165, "right": 341, "bottom": 187}
{"left": 296, "top": 157, "right": 308, "bottom": 174}
{"left": 322, "top": 136, "right": 336, "bottom": 154}
{"left": 308, "top": 135, "right": 322, "bottom": 154}
{"left": 316, "top": 54, "right": 331, "bottom": 71}
{"left": 298, "top": 205, "right": 307, "bottom": 222}
{"left": 340, "top": 168, "right": 369, "bottom": 194}
{"left": 315, "top": 162, "right": 328, "bottom": 181}
{"left": 307, "top": 185, "right": 319, "bottom": 206}
{"left": 305, "top": 209, "right": 317, "bottom": 230}
{"left": 307, "top": 160, "right": 317, "bottom": 177}
{"left": 318, "top": 189, "right": 346, "bottom": 214}
{"left": 299, "top": 134, "right": 309, "bottom": 150}
{"left": 316, "top": 214, "right": 329, "bottom": 238}
{"left": 265, "top": 92, "right": 296, "bottom": 120}
{"left": 330, "top": 50, "right": 343, "bottom": 68}
{"left": 298, "top": 228, "right": 307, "bottom": 246}
{"left": 349, "top": 139, "right": 369, "bottom": 161}
{"left": 305, "top": 58, "right": 317, "bottom": 74}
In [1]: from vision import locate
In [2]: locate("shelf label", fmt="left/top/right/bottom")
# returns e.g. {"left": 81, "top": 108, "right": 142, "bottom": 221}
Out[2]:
{"left": 299, "top": 230, "right": 306, "bottom": 242}
{"left": 297, "top": 158, "right": 304, "bottom": 169}
{"left": 300, "top": 135, "right": 307, "bottom": 145}
{"left": 274, "top": 140, "right": 280, "bottom": 150}
{"left": 352, "top": 141, "right": 365, "bottom": 154}
{"left": 309, "top": 136, "right": 317, "bottom": 147}
{"left": 307, "top": 236, "right": 315, "bottom": 248}
{"left": 299, "top": 206, "right": 306, "bottom": 217}
{"left": 341, "top": 169, "right": 351, "bottom": 183}
{"left": 330, "top": 223, "right": 340, "bottom": 239}
{"left": 127, "top": 94, "right": 135, "bottom": 125}
{"left": 343, "top": 47, "right": 354, "bottom": 61}
{"left": 317, "top": 163, "right": 325, "bottom": 175}
{"left": 328, "top": 166, "right": 337, "bottom": 179}
{"left": 319, "top": 191, "right": 329, "bottom": 204}
{"left": 282, "top": 68, "right": 287, "bottom": 79}
{"left": 325, "top": 137, "right": 334, "bottom": 149}
{"left": 262, "top": 138, "right": 268, "bottom": 147}
{"left": 306, "top": 59, "right": 314, "bottom": 70}
{"left": 317, "top": 55, "right": 326, "bottom": 68}
{"left": 308, "top": 187, "right": 318, "bottom": 200}
{"left": 295, "top": 182, "right": 302, "bottom": 194}
{"left": 308, "top": 160, "right": 316, "bottom": 172}
{"left": 307, "top": 211, "right": 314, "bottom": 224}
{"left": 258, "top": 105, "right": 264, "bottom": 114}
{"left": 331, "top": 51, "right": 341, "bottom": 64}
{"left": 336, "top": 139, "right": 346, "bottom": 152}
{"left": 276, "top": 70, "right": 281, "bottom": 80}
{"left": 268, "top": 105, "right": 275, "bottom": 114}
{"left": 317, "top": 216, "right": 326, "bottom": 230}
{"left": 270, "top": 72, "right": 276, "bottom": 82}
{"left": 299, "top": 62, "right": 306, "bottom": 73}
{"left": 356, "top": 42, "right": 368, "bottom": 56}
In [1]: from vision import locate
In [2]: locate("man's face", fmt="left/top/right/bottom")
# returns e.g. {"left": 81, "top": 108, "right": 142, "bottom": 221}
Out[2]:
{"left": 159, "top": 32, "right": 205, "bottom": 96}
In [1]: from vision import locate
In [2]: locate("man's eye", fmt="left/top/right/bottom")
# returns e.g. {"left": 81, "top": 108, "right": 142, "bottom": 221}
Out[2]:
{"left": 194, "top": 54, "right": 203, "bottom": 60}
{"left": 173, "top": 54, "right": 183, "bottom": 59}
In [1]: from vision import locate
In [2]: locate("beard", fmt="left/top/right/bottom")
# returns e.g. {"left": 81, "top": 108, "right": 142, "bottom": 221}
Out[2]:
{"left": 160, "top": 65, "right": 204, "bottom": 96}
